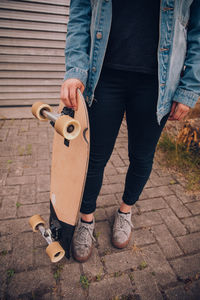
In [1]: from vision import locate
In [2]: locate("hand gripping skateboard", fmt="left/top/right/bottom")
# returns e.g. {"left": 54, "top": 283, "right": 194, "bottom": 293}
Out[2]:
{"left": 29, "top": 89, "right": 90, "bottom": 262}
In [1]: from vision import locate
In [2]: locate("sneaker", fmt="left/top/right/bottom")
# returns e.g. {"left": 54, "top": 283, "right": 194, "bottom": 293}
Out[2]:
{"left": 71, "top": 218, "right": 96, "bottom": 262}
{"left": 112, "top": 209, "right": 133, "bottom": 249}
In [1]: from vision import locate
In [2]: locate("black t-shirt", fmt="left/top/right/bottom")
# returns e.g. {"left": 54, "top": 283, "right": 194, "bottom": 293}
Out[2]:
{"left": 103, "top": 0, "right": 160, "bottom": 74}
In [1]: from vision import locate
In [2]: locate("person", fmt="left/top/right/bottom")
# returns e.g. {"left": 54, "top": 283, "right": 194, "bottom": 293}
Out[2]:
{"left": 60, "top": 0, "right": 200, "bottom": 262}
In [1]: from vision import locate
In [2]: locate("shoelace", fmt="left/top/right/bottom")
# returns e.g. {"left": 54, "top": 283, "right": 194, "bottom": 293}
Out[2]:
{"left": 115, "top": 213, "right": 133, "bottom": 234}
{"left": 76, "top": 223, "right": 96, "bottom": 246}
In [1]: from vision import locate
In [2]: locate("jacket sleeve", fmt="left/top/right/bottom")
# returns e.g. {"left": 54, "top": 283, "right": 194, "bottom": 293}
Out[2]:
{"left": 173, "top": 0, "right": 200, "bottom": 107}
{"left": 63, "top": 0, "right": 92, "bottom": 87}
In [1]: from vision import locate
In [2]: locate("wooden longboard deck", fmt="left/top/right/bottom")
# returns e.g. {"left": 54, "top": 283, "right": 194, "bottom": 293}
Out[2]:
{"left": 50, "top": 89, "right": 90, "bottom": 226}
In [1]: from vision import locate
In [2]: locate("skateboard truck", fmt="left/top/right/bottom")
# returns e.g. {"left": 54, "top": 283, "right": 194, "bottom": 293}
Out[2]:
{"left": 29, "top": 215, "right": 65, "bottom": 263}
{"left": 31, "top": 102, "right": 81, "bottom": 140}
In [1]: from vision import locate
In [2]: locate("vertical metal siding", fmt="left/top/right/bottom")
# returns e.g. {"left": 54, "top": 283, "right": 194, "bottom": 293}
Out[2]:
{"left": 0, "top": 0, "right": 70, "bottom": 106}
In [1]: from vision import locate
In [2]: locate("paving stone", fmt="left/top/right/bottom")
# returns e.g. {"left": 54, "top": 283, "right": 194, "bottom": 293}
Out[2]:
{"left": 6, "top": 175, "right": 35, "bottom": 185}
{"left": 177, "top": 232, "right": 200, "bottom": 254}
{"left": 155, "top": 168, "right": 171, "bottom": 177}
{"left": 185, "top": 201, "right": 200, "bottom": 215}
{"left": 8, "top": 163, "right": 23, "bottom": 177}
{"left": 107, "top": 174, "right": 126, "bottom": 184}
{"left": 23, "top": 164, "right": 50, "bottom": 175}
{"left": 150, "top": 175, "right": 174, "bottom": 187}
{"left": 116, "top": 166, "right": 128, "bottom": 174}
{"left": 97, "top": 194, "right": 118, "bottom": 208}
{"left": 0, "top": 235, "right": 12, "bottom": 252}
{"left": 37, "top": 192, "right": 50, "bottom": 203}
{"left": 136, "top": 197, "right": 168, "bottom": 212}
{"left": 169, "top": 184, "right": 195, "bottom": 204}
{"left": 138, "top": 189, "right": 149, "bottom": 200}
{"left": 95, "top": 221, "right": 113, "bottom": 255}
{"left": 182, "top": 216, "right": 200, "bottom": 233}
{"left": 170, "top": 253, "right": 200, "bottom": 280}
{"left": 37, "top": 174, "right": 50, "bottom": 192}
{"left": 100, "top": 183, "right": 124, "bottom": 195}
{"left": 94, "top": 208, "right": 107, "bottom": 222}
{"left": 17, "top": 202, "right": 49, "bottom": 217}
{"left": 11, "top": 232, "right": 34, "bottom": 272}
{"left": 164, "top": 195, "right": 191, "bottom": 218}
{"left": 0, "top": 217, "right": 30, "bottom": 235}
{"left": 158, "top": 208, "right": 187, "bottom": 236}
{"left": 20, "top": 184, "right": 36, "bottom": 204}
{"left": 60, "top": 263, "right": 85, "bottom": 300}
{"left": 7, "top": 267, "right": 55, "bottom": 298}
{"left": 0, "top": 173, "right": 7, "bottom": 186}
{"left": 141, "top": 244, "right": 177, "bottom": 286}
{"left": 151, "top": 224, "right": 183, "bottom": 259}
{"left": 88, "top": 274, "right": 133, "bottom": 300}
{"left": 0, "top": 195, "right": 17, "bottom": 219}
{"left": 134, "top": 269, "right": 163, "bottom": 300}
{"left": 131, "top": 227, "right": 156, "bottom": 246}
{"left": 33, "top": 246, "right": 52, "bottom": 267}
{"left": 82, "top": 248, "right": 104, "bottom": 279}
{"left": 132, "top": 211, "right": 163, "bottom": 229}
{"left": 144, "top": 179, "right": 153, "bottom": 188}
{"left": 117, "top": 147, "right": 128, "bottom": 160}
{"left": 104, "top": 164, "right": 118, "bottom": 176}
{"left": 165, "top": 281, "right": 200, "bottom": 300}
{"left": 144, "top": 186, "right": 174, "bottom": 198}
{"left": 104, "top": 250, "right": 143, "bottom": 273}
{"left": 0, "top": 128, "right": 8, "bottom": 141}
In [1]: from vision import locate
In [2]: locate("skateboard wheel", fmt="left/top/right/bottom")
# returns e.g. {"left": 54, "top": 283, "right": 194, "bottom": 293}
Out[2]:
{"left": 46, "top": 241, "right": 65, "bottom": 263}
{"left": 29, "top": 214, "right": 45, "bottom": 232}
{"left": 31, "top": 102, "right": 52, "bottom": 121}
{"left": 55, "top": 115, "right": 81, "bottom": 140}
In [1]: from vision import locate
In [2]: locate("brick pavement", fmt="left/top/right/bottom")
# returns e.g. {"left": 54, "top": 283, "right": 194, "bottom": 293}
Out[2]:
{"left": 0, "top": 118, "right": 200, "bottom": 300}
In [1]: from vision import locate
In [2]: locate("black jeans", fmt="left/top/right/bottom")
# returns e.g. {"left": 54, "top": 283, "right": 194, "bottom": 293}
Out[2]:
{"left": 80, "top": 66, "right": 169, "bottom": 214}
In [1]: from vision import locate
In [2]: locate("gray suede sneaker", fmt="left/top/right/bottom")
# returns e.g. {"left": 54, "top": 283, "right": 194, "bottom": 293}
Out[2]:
{"left": 112, "top": 210, "right": 133, "bottom": 249}
{"left": 72, "top": 218, "right": 96, "bottom": 262}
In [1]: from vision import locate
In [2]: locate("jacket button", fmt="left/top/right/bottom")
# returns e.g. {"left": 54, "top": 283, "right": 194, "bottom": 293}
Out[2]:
{"left": 92, "top": 67, "right": 96, "bottom": 72}
{"left": 96, "top": 32, "right": 102, "bottom": 39}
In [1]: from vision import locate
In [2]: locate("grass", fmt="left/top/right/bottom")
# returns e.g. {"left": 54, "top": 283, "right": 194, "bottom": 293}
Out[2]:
{"left": 157, "top": 131, "right": 200, "bottom": 191}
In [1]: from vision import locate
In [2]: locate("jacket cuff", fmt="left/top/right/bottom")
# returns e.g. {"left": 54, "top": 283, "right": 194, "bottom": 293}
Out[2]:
{"left": 63, "top": 67, "right": 88, "bottom": 87}
{"left": 173, "top": 87, "right": 199, "bottom": 108}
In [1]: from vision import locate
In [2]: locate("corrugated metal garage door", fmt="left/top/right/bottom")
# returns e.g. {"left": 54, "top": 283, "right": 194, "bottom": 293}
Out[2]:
{"left": 0, "top": 0, "right": 70, "bottom": 106}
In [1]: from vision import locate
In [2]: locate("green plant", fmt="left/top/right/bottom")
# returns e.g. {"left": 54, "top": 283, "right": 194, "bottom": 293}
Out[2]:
{"left": 1, "top": 250, "right": 7, "bottom": 256}
{"left": 26, "top": 144, "right": 32, "bottom": 155}
{"left": 53, "top": 265, "right": 63, "bottom": 280}
{"left": 138, "top": 261, "right": 148, "bottom": 270}
{"left": 157, "top": 131, "right": 200, "bottom": 191}
{"left": 16, "top": 202, "right": 21, "bottom": 208}
{"left": 80, "top": 275, "right": 89, "bottom": 289}
{"left": 7, "top": 269, "right": 15, "bottom": 278}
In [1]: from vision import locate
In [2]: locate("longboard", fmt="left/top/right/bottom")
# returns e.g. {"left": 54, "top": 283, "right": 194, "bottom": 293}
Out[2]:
{"left": 29, "top": 89, "right": 90, "bottom": 262}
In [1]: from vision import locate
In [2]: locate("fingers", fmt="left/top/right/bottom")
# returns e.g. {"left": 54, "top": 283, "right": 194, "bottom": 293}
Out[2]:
{"left": 168, "top": 102, "right": 190, "bottom": 121}
{"left": 60, "top": 78, "right": 85, "bottom": 110}
{"left": 169, "top": 102, "right": 177, "bottom": 119}
{"left": 69, "top": 86, "right": 78, "bottom": 110}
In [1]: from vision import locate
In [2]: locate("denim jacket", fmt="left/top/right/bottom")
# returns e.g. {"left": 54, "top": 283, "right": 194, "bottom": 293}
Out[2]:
{"left": 64, "top": 0, "right": 200, "bottom": 123}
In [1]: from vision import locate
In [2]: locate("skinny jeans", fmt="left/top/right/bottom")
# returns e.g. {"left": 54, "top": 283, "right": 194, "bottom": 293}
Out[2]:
{"left": 80, "top": 66, "right": 169, "bottom": 214}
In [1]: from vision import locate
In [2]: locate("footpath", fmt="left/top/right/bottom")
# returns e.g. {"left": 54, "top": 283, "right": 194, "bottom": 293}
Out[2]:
{"left": 0, "top": 115, "right": 200, "bottom": 300}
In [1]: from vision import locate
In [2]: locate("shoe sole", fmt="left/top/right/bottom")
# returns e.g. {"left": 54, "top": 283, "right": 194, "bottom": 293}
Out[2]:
{"left": 71, "top": 244, "right": 93, "bottom": 263}
{"left": 111, "top": 232, "right": 132, "bottom": 249}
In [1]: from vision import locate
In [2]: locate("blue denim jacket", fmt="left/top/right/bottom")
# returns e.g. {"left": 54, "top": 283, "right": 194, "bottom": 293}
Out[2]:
{"left": 64, "top": 0, "right": 200, "bottom": 123}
